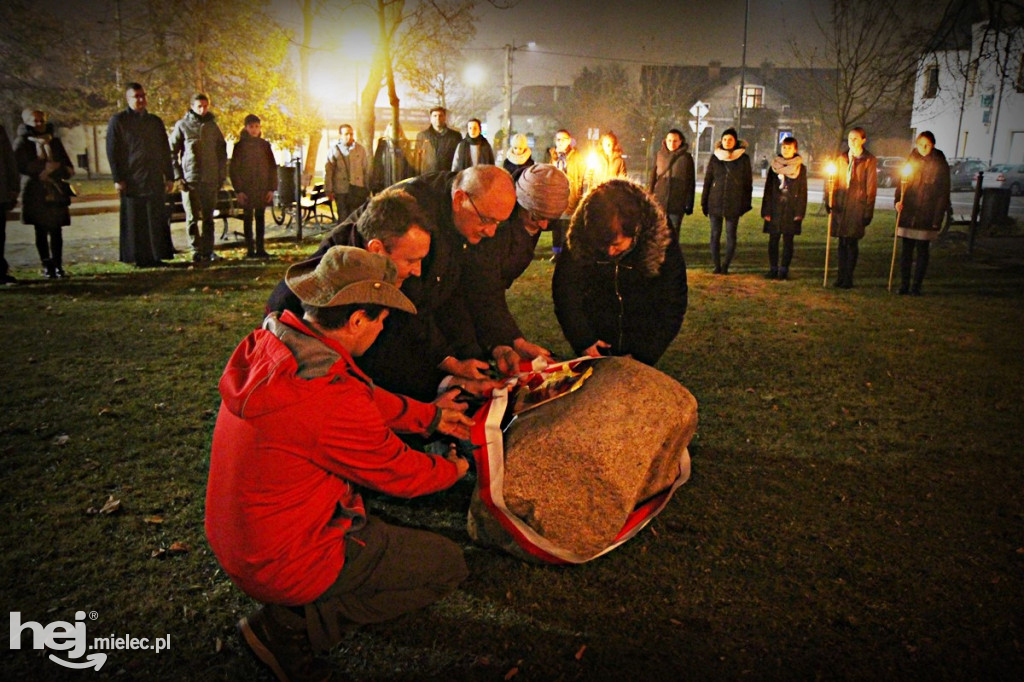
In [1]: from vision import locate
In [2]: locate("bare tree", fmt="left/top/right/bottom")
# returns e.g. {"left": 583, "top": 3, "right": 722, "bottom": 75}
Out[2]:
{"left": 791, "top": 0, "right": 932, "bottom": 154}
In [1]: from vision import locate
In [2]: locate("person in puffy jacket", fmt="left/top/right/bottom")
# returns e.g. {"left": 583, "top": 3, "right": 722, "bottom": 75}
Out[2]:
{"left": 553, "top": 179, "right": 687, "bottom": 366}
{"left": 701, "top": 127, "right": 752, "bottom": 274}
{"left": 893, "top": 131, "right": 950, "bottom": 295}
{"left": 169, "top": 93, "right": 227, "bottom": 263}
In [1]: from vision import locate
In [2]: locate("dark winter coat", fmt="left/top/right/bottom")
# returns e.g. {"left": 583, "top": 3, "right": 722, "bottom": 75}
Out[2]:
{"left": 827, "top": 151, "right": 877, "bottom": 239}
{"left": 265, "top": 172, "right": 483, "bottom": 401}
{"left": 14, "top": 123, "right": 73, "bottom": 227}
{"left": 701, "top": 142, "right": 753, "bottom": 219}
{"left": 553, "top": 184, "right": 688, "bottom": 366}
{"left": 0, "top": 124, "right": 18, "bottom": 209}
{"left": 649, "top": 141, "right": 695, "bottom": 216}
{"left": 229, "top": 129, "right": 278, "bottom": 202}
{"left": 105, "top": 107, "right": 173, "bottom": 196}
{"left": 894, "top": 148, "right": 950, "bottom": 240}
{"left": 761, "top": 156, "right": 808, "bottom": 236}
{"left": 503, "top": 156, "right": 534, "bottom": 176}
{"left": 414, "top": 126, "right": 462, "bottom": 175}
{"left": 461, "top": 209, "right": 542, "bottom": 350}
{"left": 169, "top": 109, "right": 227, "bottom": 185}
{"left": 371, "top": 137, "right": 412, "bottom": 193}
{"left": 451, "top": 136, "right": 495, "bottom": 172}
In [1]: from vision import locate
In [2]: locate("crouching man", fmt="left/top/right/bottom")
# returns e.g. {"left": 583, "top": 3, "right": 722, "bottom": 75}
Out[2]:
{"left": 205, "top": 246, "right": 473, "bottom": 681}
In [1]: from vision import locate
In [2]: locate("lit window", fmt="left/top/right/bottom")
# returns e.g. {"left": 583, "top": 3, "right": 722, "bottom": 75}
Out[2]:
{"left": 742, "top": 86, "right": 763, "bottom": 109}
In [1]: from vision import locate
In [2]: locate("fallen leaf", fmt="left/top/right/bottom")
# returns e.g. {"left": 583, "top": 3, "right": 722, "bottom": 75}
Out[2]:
{"left": 53, "top": 434, "right": 70, "bottom": 446}
{"left": 87, "top": 495, "right": 121, "bottom": 515}
{"left": 151, "top": 548, "right": 166, "bottom": 559}
{"left": 98, "top": 407, "right": 115, "bottom": 417}
{"left": 169, "top": 541, "right": 191, "bottom": 554}
{"left": 574, "top": 645, "right": 586, "bottom": 661}
{"left": 143, "top": 515, "right": 164, "bottom": 525}
{"left": 112, "top": 377, "right": 127, "bottom": 384}
{"left": 154, "top": 402, "right": 167, "bottom": 410}
{"left": 215, "top": 638, "right": 223, "bottom": 653}
{"left": 670, "top": 618, "right": 682, "bottom": 626}
{"left": 504, "top": 667, "right": 519, "bottom": 680}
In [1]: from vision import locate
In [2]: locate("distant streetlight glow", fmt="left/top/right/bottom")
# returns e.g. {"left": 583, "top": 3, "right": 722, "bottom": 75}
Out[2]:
{"left": 464, "top": 63, "right": 486, "bottom": 87}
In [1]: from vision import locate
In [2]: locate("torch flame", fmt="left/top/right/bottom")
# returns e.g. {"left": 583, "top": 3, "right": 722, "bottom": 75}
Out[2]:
{"left": 901, "top": 162, "right": 914, "bottom": 179}
{"left": 825, "top": 161, "right": 838, "bottom": 177}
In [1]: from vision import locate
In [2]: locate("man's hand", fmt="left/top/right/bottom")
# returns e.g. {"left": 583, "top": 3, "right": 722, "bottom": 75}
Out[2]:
{"left": 114, "top": 182, "right": 126, "bottom": 193}
{"left": 442, "top": 443, "right": 470, "bottom": 479}
{"left": 436, "top": 408, "right": 474, "bottom": 441}
{"left": 513, "top": 337, "right": 553, "bottom": 362}
{"left": 265, "top": 190, "right": 275, "bottom": 205}
{"left": 583, "top": 340, "right": 611, "bottom": 358}
{"left": 164, "top": 181, "right": 174, "bottom": 194}
{"left": 434, "top": 387, "right": 469, "bottom": 412}
{"left": 450, "top": 377, "right": 503, "bottom": 397}
{"left": 491, "top": 345, "right": 522, "bottom": 376}
{"left": 439, "top": 356, "right": 491, "bottom": 381}
{"left": 764, "top": 215, "right": 772, "bottom": 222}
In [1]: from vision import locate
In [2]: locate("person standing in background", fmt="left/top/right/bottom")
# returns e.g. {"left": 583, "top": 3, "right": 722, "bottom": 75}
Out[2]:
{"left": 325, "top": 123, "right": 371, "bottom": 223}
{"left": 761, "top": 136, "right": 808, "bottom": 280}
{"left": 1, "top": 123, "right": 20, "bottom": 284}
{"left": 649, "top": 128, "right": 695, "bottom": 239}
{"left": 894, "top": 131, "right": 950, "bottom": 295}
{"left": 229, "top": 114, "right": 278, "bottom": 258}
{"left": 701, "top": 127, "right": 752, "bottom": 274}
{"left": 826, "top": 127, "right": 877, "bottom": 289}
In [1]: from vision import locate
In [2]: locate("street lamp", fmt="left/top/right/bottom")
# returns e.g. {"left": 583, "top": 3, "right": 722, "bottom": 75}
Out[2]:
{"left": 503, "top": 41, "right": 535, "bottom": 149}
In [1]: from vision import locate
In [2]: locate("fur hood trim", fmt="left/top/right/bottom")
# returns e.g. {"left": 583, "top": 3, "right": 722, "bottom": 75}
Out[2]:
{"left": 568, "top": 179, "right": 672, "bottom": 277}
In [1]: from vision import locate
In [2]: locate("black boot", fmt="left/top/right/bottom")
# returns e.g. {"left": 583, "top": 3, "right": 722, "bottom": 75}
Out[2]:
{"left": 766, "top": 266, "right": 778, "bottom": 280}
{"left": 41, "top": 259, "right": 56, "bottom": 278}
{"left": 778, "top": 266, "right": 789, "bottom": 280}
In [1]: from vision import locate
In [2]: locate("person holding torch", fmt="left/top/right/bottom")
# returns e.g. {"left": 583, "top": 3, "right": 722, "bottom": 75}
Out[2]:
{"left": 825, "top": 127, "right": 876, "bottom": 289}
{"left": 892, "top": 131, "right": 950, "bottom": 295}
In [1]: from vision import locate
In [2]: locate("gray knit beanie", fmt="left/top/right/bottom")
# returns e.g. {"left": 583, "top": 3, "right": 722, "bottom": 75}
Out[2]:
{"left": 515, "top": 163, "right": 569, "bottom": 219}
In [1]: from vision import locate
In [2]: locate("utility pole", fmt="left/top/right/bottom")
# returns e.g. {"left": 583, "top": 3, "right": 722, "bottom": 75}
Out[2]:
{"left": 737, "top": 0, "right": 749, "bottom": 137}
{"left": 503, "top": 42, "right": 515, "bottom": 149}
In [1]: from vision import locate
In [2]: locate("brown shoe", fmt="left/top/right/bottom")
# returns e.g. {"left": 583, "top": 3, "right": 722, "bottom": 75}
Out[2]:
{"left": 238, "top": 606, "right": 335, "bottom": 682}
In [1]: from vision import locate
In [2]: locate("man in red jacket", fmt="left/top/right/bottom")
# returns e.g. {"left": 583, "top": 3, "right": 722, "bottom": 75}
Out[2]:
{"left": 206, "top": 246, "right": 473, "bottom": 682}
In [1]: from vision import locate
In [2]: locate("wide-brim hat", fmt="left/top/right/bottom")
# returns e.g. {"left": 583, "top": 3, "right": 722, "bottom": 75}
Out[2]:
{"left": 285, "top": 246, "right": 416, "bottom": 314}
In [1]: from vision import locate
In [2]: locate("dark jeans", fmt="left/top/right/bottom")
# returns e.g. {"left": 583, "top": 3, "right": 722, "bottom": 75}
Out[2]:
{"left": 836, "top": 237, "right": 860, "bottom": 286}
{"left": 299, "top": 515, "right": 467, "bottom": 651}
{"left": 333, "top": 186, "right": 369, "bottom": 224}
{"left": 183, "top": 182, "right": 219, "bottom": 259}
{"left": 1, "top": 210, "right": 8, "bottom": 277}
{"left": 666, "top": 213, "right": 683, "bottom": 241}
{"left": 34, "top": 223, "right": 63, "bottom": 267}
{"left": 900, "top": 237, "right": 930, "bottom": 292}
{"left": 768, "top": 233, "right": 795, "bottom": 269}
{"left": 709, "top": 214, "right": 738, "bottom": 270}
{"left": 241, "top": 205, "right": 266, "bottom": 255}
{"left": 550, "top": 218, "right": 569, "bottom": 253}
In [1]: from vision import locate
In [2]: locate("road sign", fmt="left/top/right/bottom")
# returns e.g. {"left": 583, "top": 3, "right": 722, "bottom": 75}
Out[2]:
{"left": 689, "top": 120, "right": 709, "bottom": 135}
{"left": 689, "top": 101, "right": 709, "bottom": 118}
{"left": 778, "top": 130, "right": 793, "bottom": 145}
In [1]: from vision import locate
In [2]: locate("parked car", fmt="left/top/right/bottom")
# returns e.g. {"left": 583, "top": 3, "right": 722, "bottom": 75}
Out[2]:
{"left": 980, "top": 163, "right": 1024, "bottom": 195}
{"left": 948, "top": 157, "right": 987, "bottom": 192}
{"left": 875, "top": 156, "right": 905, "bottom": 188}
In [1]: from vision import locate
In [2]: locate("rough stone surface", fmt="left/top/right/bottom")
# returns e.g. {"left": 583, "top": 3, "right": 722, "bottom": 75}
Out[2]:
{"left": 468, "top": 356, "right": 698, "bottom": 560}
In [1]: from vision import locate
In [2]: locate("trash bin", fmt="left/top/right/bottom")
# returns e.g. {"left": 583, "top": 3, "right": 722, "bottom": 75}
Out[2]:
{"left": 980, "top": 187, "right": 1011, "bottom": 227}
{"left": 276, "top": 165, "right": 296, "bottom": 207}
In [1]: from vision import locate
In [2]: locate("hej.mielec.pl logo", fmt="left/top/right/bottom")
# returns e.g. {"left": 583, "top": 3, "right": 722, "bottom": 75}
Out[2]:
{"left": 9, "top": 610, "right": 171, "bottom": 671}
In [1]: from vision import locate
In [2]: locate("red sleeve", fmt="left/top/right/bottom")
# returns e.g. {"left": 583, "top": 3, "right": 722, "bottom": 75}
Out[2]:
{"left": 372, "top": 384, "right": 441, "bottom": 435}
{"left": 312, "top": 380, "right": 456, "bottom": 498}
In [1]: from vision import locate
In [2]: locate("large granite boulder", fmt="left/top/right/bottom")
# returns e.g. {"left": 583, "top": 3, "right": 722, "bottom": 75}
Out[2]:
{"left": 468, "top": 356, "right": 697, "bottom": 562}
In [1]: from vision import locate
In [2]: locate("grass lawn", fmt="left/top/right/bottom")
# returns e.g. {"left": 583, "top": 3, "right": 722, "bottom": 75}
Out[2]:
{"left": 1, "top": 200, "right": 1022, "bottom": 681}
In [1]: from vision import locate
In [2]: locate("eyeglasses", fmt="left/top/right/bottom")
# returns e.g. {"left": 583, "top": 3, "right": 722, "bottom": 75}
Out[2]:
{"left": 465, "top": 193, "right": 501, "bottom": 226}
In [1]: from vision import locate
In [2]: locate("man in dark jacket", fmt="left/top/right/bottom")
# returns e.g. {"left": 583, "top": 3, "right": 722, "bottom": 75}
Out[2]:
{"left": 229, "top": 114, "right": 277, "bottom": 258}
{"left": 826, "top": 127, "right": 877, "bottom": 289}
{"left": 413, "top": 107, "right": 462, "bottom": 175}
{"left": 553, "top": 179, "right": 688, "bottom": 366}
{"left": 106, "top": 83, "right": 175, "bottom": 267}
{"left": 1, "top": 123, "right": 19, "bottom": 284}
{"left": 649, "top": 129, "right": 695, "bottom": 237}
{"left": 267, "top": 165, "right": 517, "bottom": 401}
{"left": 169, "top": 93, "right": 227, "bottom": 263}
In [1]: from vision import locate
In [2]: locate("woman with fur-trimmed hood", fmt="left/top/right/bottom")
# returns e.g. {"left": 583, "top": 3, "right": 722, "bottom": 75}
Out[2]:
{"left": 701, "top": 127, "right": 752, "bottom": 274}
{"left": 553, "top": 179, "right": 687, "bottom": 365}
